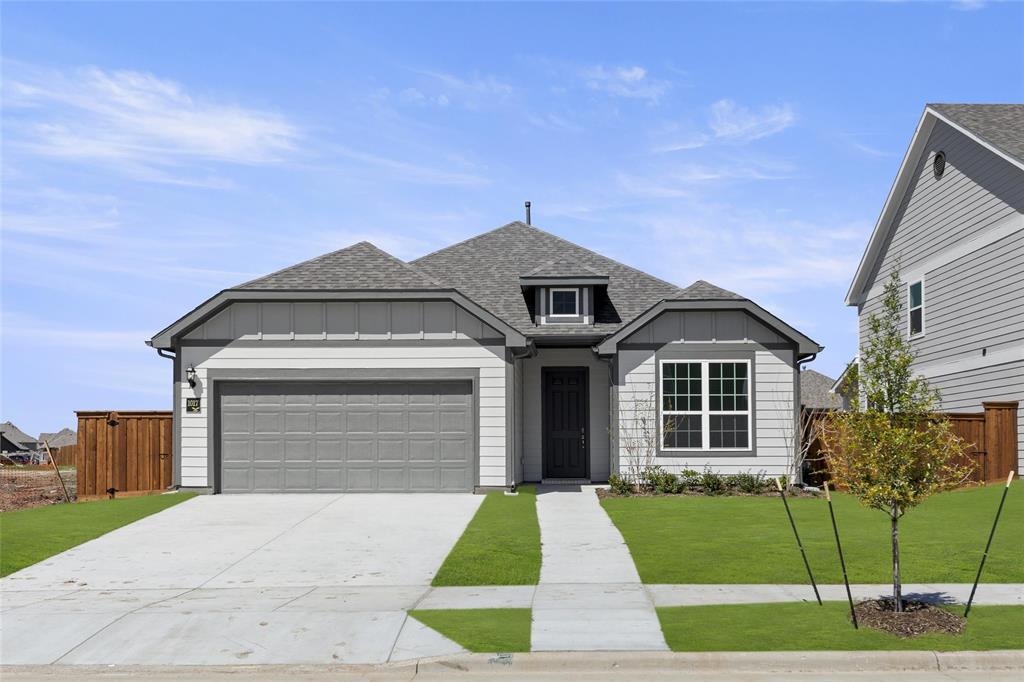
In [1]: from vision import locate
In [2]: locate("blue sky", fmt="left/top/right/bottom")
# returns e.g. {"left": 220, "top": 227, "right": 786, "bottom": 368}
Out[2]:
{"left": 2, "top": 1, "right": 1022, "bottom": 435}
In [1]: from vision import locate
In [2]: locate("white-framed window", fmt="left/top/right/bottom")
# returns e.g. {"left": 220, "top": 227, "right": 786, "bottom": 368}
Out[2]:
{"left": 660, "top": 359, "right": 751, "bottom": 451}
{"left": 908, "top": 279, "right": 924, "bottom": 337}
{"left": 548, "top": 288, "right": 580, "bottom": 317}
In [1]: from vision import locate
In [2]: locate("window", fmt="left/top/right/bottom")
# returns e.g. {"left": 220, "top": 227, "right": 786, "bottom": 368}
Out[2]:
{"left": 908, "top": 280, "right": 924, "bottom": 336}
{"left": 661, "top": 360, "right": 751, "bottom": 451}
{"left": 549, "top": 288, "right": 580, "bottom": 317}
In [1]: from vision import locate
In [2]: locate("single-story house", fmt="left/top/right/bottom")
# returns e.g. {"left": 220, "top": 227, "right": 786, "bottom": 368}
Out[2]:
{"left": 149, "top": 221, "right": 821, "bottom": 493}
{"left": 1, "top": 422, "right": 40, "bottom": 454}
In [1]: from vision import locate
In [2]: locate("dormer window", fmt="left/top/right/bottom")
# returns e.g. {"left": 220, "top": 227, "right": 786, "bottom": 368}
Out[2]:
{"left": 549, "top": 288, "right": 580, "bottom": 317}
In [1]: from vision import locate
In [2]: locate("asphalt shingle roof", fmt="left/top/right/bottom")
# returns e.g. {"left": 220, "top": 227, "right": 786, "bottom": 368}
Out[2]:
{"left": 929, "top": 104, "right": 1024, "bottom": 166}
{"left": 799, "top": 369, "right": 843, "bottom": 410}
{"left": 237, "top": 241, "right": 445, "bottom": 290}
{"left": 1, "top": 422, "right": 38, "bottom": 449}
{"left": 228, "top": 221, "right": 747, "bottom": 339}
{"left": 522, "top": 258, "right": 607, "bottom": 279}
{"left": 412, "top": 222, "right": 700, "bottom": 336}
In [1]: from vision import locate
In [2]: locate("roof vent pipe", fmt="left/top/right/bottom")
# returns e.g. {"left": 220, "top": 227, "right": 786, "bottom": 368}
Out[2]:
{"left": 525, "top": 201, "right": 531, "bottom": 225}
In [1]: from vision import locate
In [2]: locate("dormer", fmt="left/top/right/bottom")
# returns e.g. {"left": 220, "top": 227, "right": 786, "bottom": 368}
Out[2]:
{"left": 519, "top": 258, "right": 609, "bottom": 325}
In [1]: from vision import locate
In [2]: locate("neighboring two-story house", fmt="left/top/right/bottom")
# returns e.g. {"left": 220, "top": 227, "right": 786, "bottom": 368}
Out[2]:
{"left": 845, "top": 104, "right": 1023, "bottom": 475}
{"left": 150, "top": 221, "right": 821, "bottom": 494}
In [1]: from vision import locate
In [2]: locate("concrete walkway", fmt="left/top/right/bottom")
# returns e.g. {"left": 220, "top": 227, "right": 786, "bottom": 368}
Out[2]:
{"left": 532, "top": 485, "right": 668, "bottom": 651}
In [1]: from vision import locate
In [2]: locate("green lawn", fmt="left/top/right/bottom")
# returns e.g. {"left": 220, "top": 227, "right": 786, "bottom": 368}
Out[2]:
{"left": 657, "top": 602, "right": 1024, "bottom": 651}
{"left": 0, "top": 493, "right": 195, "bottom": 577}
{"left": 410, "top": 609, "right": 531, "bottom": 652}
{"left": 601, "top": 483, "right": 1022, "bottom": 584}
{"left": 432, "top": 485, "right": 540, "bottom": 586}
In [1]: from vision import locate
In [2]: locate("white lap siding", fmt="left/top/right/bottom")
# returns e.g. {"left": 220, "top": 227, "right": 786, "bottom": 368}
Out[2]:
{"left": 614, "top": 309, "right": 799, "bottom": 477}
{"left": 177, "top": 344, "right": 507, "bottom": 489}
{"left": 617, "top": 346, "right": 796, "bottom": 476}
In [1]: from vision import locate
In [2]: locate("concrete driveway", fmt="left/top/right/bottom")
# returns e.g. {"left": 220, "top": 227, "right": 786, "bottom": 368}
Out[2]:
{"left": 0, "top": 494, "right": 482, "bottom": 665}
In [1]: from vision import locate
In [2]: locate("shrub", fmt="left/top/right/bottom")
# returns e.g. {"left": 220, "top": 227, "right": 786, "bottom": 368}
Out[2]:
{"left": 679, "top": 469, "right": 701, "bottom": 489}
{"left": 731, "top": 470, "right": 769, "bottom": 494}
{"left": 607, "top": 474, "right": 634, "bottom": 496}
{"left": 700, "top": 467, "right": 727, "bottom": 495}
{"left": 639, "top": 466, "right": 681, "bottom": 494}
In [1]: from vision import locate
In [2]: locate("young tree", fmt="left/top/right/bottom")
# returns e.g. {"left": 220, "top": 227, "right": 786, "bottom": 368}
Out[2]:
{"left": 822, "top": 270, "right": 972, "bottom": 612}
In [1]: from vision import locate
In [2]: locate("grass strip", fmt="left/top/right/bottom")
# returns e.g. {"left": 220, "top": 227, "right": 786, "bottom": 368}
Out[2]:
{"left": 0, "top": 493, "right": 196, "bottom": 576}
{"left": 657, "top": 602, "right": 1024, "bottom": 651}
{"left": 410, "top": 608, "right": 531, "bottom": 652}
{"left": 601, "top": 483, "right": 1023, "bottom": 584}
{"left": 432, "top": 485, "right": 540, "bottom": 586}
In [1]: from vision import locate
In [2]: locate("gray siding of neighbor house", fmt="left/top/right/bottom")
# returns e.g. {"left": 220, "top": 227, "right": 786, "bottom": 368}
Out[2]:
{"left": 925, "top": 360, "right": 1024, "bottom": 473}
{"left": 177, "top": 300, "right": 508, "bottom": 490}
{"left": 856, "top": 120, "right": 1024, "bottom": 474}
{"left": 616, "top": 309, "right": 798, "bottom": 477}
{"left": 522, "top": 348, "right": 611, "bottom": 482}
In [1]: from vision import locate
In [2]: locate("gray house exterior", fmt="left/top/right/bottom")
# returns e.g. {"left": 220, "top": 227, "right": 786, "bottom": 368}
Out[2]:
{"left": 846, "top": 104, "right": 1024, "bottom": 475}
{"left": 150, "top": 222, "right": 821, "bottom": 493}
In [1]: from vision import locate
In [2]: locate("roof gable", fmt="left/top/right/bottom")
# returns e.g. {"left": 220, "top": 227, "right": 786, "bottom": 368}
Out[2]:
{"left": 238, "top": 241, "right": 444, "bottom": 291}
{"left": 412, "top": 221, "right": 685, "bottom": 336}
{"left": 846, "top": 104, "right": 1024, "bottom": 306}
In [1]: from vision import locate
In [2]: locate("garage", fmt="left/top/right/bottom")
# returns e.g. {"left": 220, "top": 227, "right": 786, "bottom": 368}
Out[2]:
{"left": 218, "top": 380, "right": 475, "bottom": 493}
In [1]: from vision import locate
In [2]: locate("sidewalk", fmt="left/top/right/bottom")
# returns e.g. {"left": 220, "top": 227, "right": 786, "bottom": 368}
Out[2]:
{"left": 532, "top": 485, "right": 668, "bottom": 651}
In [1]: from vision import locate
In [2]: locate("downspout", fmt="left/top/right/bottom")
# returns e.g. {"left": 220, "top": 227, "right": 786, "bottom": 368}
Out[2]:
{"left": 509, "top": 342, "right": 537, "bottom": 490}
{"left": 593, "top": 345, "right": 616, "bottom": 481}
{"left": 153, "top": 345, "right": 180, "bottom": 491}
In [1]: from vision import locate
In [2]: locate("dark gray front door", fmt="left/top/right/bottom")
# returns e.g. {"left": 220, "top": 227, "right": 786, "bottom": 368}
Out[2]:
{"left": 218, "top": 380, "right": 474, "bottom": 493}
{"left": 542, "top": 367, "right": 589, "bottom": 479}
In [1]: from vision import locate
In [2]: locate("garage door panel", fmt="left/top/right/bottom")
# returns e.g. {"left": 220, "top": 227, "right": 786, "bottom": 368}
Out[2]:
{"left": 377, "top": 467, "right": 407, "bottom": 491}
{"left": 254, "top": 440, "right": 284, "bottom": 461}
{"left": 315, "top": 440, "right": 344, "bottom": 461}
{"left": 377, "top": 411, "right": 407, "bottom": 433}
{"left": 315, "top": 411, "right": 344, "bottom": 433}
{"left": 408, "top": 439, "right": 437, "bottom": 462}
{"left": 284, "top": 440, "right": 312, "bottom": 462}
{"left": 218, "top": 380, "right": 474, "bottom": 493}
{"left": 253, "top": 412, "right": 282, "bottom": 434}
{"left": 346, "top": 439, "right": 375, "bottom": 463}
{"left": 377, "top": 439, "right": 406, "bottom": 462}
{"left": 346, "top": 412, "right": 376, "bottom": 433}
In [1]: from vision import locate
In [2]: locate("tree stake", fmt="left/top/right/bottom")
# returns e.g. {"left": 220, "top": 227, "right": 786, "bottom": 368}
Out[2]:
{"left": 776, "top": 477, "right": 821, "bottom": 605}
{"left": 825, "top": 482, "right": 857, "bottom": 627}
{"left": 964, "top": 471, "right": 1015, "bottom": 618}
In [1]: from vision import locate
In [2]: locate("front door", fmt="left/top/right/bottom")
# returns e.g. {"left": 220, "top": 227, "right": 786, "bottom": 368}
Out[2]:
{"left": 542, "top": 367, "right": 589, "bottom": 479}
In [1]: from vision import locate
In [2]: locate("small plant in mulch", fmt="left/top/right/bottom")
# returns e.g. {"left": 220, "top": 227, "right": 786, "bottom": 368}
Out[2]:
{"left": 854, "top": 598, "right": 965, "bottom": 637}
{"left": 600, "top": 467, "right": 820, "bottom": 499}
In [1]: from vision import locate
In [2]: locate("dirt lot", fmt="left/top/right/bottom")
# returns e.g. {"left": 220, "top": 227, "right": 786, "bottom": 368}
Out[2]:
{"left": 0, "top": 468, "right": 77, "bottom": 512}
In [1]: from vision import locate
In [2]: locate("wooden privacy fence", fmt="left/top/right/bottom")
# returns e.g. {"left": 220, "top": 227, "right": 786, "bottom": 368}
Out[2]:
{"left": 47, "top": 444, "right": 77, "bottom": 467}
{"left": 946, "top": 401, "right": 1019, "bottom": 483}
{"left": 75, "top": 411, "right": 173, "bottom": 499}
{"left": 805, "top": 400, "right": 1018, "bottom": 485}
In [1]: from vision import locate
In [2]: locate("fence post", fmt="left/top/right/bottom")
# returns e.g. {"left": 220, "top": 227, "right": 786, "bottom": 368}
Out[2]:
{"left": 984, "top": 402, "right": 1019, "bottom": 483}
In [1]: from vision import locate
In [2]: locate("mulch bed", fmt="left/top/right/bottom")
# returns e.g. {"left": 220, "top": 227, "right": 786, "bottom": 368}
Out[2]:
{"left": 596, "top": 487, "right": 821, "bottom": 499}
{"left": 0, "top": 469, "right": 77, "bottom": 512}
{"left": 854, "top": 598, "right": 965, "bottom": 637}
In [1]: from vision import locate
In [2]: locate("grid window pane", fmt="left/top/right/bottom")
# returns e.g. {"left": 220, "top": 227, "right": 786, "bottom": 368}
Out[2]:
{"left": 710, "top": 415, "right": 749, "bottom": 449}
{"left": 709, "top": 362, "right": 748, "bottom": 414}
{"left": 662, "top": 362, "right": 701, "bottom": 414}
{"left": 664, "top": 414, "right": 702, "bottom": 449}
{"left": 551, "top": 290, "right": 578, "bottom": 315}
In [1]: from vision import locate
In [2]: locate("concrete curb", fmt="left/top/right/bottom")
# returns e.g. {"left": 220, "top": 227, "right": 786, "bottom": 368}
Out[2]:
{"left": 2, "top": 651, "right": 1022, "bottom": 678}
{"left": 413, "top": 650, "right": 1024, "bottom": 674}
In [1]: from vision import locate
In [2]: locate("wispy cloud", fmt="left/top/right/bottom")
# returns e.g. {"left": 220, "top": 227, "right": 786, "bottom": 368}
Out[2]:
{"left": 1, "top": 312, "right": 151, "bottom": 351}
{"left": 581, "top": 65, "right": 670, "bottom": 102}
{"left": 618, "top": 159, "right": 794, "bottom": 197}
{"left": 328, "top": 146, "right": 489, "bottom": 186}
{"left": 654, "top": 99, "right": 796, "bottom": 152}
{"left": 4, "top": 63, "right": 301, "bottom": 182}
{"left": 951, "top": 0, "right": 987, "bottom": 11}
{"left": 707, "top": 99, "right": 796, "bottom": 143}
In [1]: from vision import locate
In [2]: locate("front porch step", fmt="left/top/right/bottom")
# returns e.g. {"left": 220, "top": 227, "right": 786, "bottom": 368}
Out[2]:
{"left": 540, "top": 478, "right": 591, "bottom": 485}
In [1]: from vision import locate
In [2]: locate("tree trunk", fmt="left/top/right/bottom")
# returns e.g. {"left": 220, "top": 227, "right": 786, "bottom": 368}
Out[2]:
{"left": 891, "top": 506, "right": 902, "bottom": 613}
